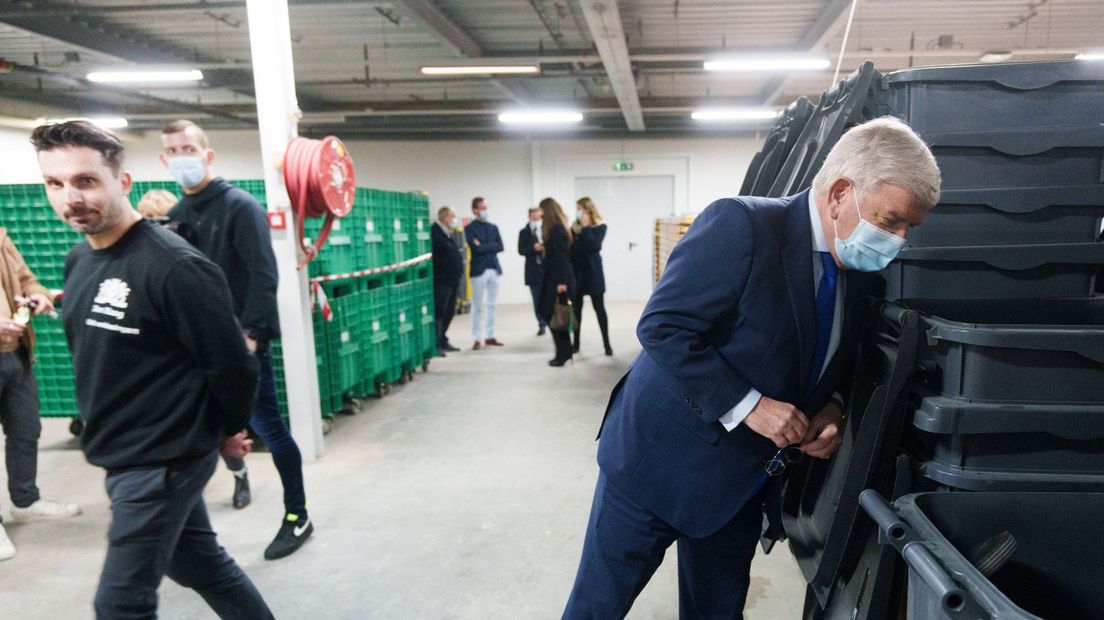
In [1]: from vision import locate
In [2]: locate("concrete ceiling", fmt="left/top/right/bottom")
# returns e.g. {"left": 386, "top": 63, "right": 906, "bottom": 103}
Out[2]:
{"left": 0, "top": 0, "right": 1101, "bottom": 139}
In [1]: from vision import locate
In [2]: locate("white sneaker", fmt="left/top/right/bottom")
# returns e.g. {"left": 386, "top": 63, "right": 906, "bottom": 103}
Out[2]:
{"left": 0, "top": 524, "right": 15, "bottom": 561}
{"left": 8, "top": 499, "right": 82, "bottom": 523}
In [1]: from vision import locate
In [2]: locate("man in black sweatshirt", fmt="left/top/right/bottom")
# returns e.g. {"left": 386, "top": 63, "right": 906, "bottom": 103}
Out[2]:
{"left": 32, "top": 121, "right": 273, "bottom": 618}
{"left": 162, "top": 119, "right": 313, "bottom": 560}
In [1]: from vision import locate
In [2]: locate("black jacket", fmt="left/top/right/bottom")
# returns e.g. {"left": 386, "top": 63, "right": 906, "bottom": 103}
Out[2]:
{"left": 431, "top": 222, "right": 464, "bottom": 284}
{"left": 570, "top": 223, "right": 607, "bottom": 296}
{"left": 167, "top": 177, "right": 280, "bottom": 341}
{"left": 64, "top": 220, "right": 258, "bottom": 470}
{"left": 518, "top": 224, "right": 545, "bottom": 287}
{"left": 539, "top": 224, "right": 576, "bottom": 319}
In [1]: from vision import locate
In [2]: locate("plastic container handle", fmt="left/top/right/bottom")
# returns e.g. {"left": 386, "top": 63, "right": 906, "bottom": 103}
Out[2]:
{"left": 859, "top": 489, "right": 909, "bottom": 538}
{"left": 902, "top": 543, "right": 969, "bottom": 615}
{"left": 880, "top": 303, "right": 920, "bottom": 330}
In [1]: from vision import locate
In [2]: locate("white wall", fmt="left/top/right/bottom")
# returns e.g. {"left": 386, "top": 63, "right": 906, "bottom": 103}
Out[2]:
{"left": 0, "top": 127, "right": 762, "bottom": 303}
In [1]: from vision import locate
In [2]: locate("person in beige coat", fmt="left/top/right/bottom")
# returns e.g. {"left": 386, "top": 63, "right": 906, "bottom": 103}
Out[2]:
{"left": 0, "top": 229, "right": 81, "bottom": 561}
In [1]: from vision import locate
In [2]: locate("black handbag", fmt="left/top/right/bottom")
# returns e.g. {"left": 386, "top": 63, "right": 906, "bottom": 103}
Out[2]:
{"left": 549, "top": 293, "right": 574, "bottom": 332}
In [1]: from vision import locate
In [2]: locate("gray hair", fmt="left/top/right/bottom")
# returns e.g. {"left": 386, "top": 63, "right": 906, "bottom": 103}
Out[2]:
{"left": 812, "top": 116, "right": 941, "bottom": 209}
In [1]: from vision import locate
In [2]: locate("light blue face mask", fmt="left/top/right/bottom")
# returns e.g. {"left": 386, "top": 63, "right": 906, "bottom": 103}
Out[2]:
{"left": 167, "top": 156, "right": 207, "bottom": 189}
{"left": 833, "top": 184, "right": 906, "bottom": 272}
{"left": 478, "top": 208, "right": 489, "bottom": 221}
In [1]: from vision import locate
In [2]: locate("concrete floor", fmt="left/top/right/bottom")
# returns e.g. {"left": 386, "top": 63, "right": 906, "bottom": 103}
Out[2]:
{"left": 0, "top": 301, "right": 806, "bottom": 619}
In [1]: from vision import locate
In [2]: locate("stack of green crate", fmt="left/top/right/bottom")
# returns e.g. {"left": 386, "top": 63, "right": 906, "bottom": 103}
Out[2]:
{"left": 3, "top": 179, "right": 435, "bottom": 430}
{"left": 0, "top": 184, "right": 84, "bottom": 422}
{"left": 410, "top": 192, "right": 432, "bottom": 258}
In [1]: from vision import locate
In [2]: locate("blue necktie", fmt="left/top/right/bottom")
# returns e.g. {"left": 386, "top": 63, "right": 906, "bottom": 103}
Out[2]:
{"left": 808, "top": 252, "right": 838, "bottom": 399}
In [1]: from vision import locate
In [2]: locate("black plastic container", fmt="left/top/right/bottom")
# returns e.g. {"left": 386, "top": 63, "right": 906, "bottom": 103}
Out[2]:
{"left": 880, "top": 242, "right": 1104, "bottom": 299}
{"left": 739, "top": 97, "right": 814, "bottom": 196}
{"left": 907, "top": 185, "right": 1104, "bottom": 248}
{"left": 905, "top": 389, "right": 1104, "bottom": 491}
{"left": 892, "top": 298, "right": 1104, "bottom": 405}
{"left": 783, "top": 305, "right": 923, "bottom": 606}
{"left": 881, "top": 59, "right": 1104, "bottom": 135}
{"left": 862, "top": 490, "right": 1104, "bottom": 619}
{"left": 768, "top": 62, "right": 886, "bottom": 197}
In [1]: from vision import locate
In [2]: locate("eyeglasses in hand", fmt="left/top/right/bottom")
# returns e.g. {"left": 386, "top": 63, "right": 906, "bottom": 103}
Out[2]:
{"left": 764, "top": 446, "right": 804, "bottom": 477}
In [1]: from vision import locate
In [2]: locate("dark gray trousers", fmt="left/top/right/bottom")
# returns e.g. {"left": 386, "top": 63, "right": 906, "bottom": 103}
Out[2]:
{"left": 0, "top": 348, "right": 42, "bottom": 520}
{"left": 95, "top": 450, "right": 273, "bottom": 620}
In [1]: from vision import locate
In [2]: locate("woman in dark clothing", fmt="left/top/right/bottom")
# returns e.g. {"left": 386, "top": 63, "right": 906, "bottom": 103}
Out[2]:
{"left": 570, "top": 197, "right": 612, "bottom": 356}
{"left": 538, "top": 197, "right": 576, "bottom": 366}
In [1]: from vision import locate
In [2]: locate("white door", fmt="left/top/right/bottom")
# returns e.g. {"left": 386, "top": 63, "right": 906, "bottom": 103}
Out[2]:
{"left": 574, "top": 175, "right": 675, "bottom": 301}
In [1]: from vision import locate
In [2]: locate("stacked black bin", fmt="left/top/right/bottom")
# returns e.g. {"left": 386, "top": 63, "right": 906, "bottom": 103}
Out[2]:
{"left": 863, "top": 60, "right": 1104, "bottom": 619}
{"left": 741, "top": 60, "right": 1104, "bottom": 619}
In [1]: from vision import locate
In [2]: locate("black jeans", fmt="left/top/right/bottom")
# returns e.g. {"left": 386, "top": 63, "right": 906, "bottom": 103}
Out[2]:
{"left": 434, "top": 279, "right": 461, "bottom": 347}
{"left": 222, "top": 349, "right": 307, "bottom": 517}
{"left": 572, "top": 293, "right": 610, "bottom": 349}
{"left": 0, "top": 349, "right": 42, "bottom": 520}
{"left": 95, "top": 451, "right": 273, "bottom": 620}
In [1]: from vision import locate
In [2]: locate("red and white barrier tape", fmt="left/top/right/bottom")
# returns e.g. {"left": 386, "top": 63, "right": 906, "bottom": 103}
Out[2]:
{"left": 308, "top": 253, "right": 432, "bottom": 284}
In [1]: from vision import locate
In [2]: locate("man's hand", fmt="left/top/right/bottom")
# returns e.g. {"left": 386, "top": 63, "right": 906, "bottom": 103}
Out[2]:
{"left": 244, "top": 335, "right": 258, "bottom": 353}
{"left": 744, "top": 396, "right": 809, "bottom": 448}
{"left": 220, "top": 431, "right": 253, "bottom": 459}
{"left": 800, "top": 402, "right": 845, "bottom": 458}
{"left": 0, "top": 319, "right": 25, "bottom": 338}
{"left": 472, "top": 238, "right": 481, "bottom": 246}
{"left": 556, "top": 284, "right": 568, "bottom": 294}
{"left": 534, "top": 242, "right": 545, "bottom": 252}
{"left": 19, "top": 293, "right": 55, "bottom": 316}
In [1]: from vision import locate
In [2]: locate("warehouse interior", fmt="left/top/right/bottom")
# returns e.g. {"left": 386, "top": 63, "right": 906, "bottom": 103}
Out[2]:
{"left": 0, "top": 0, "right": 1103, "bottom": 618}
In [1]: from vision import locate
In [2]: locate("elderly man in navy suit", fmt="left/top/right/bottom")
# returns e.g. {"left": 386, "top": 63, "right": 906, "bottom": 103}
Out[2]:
{"left": 563, "top": 116, "right": 942, "bottom": 619}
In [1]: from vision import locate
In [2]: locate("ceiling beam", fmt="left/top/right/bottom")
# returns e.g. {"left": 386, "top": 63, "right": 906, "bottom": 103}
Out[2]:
{"left": 392, "top": 0, "right": 481, "bottom": 58}
{"left": 759, "top": 0, "right": 854, "bottom": 105}
{"left": 579, "top": 0, "right": 644, "bottom": 131}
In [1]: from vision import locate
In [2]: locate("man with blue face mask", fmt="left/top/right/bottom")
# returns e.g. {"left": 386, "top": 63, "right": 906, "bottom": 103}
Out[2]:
{"left": 563, "top": 116, "right": 942, "bottom": 619}
{"left": 161, "top": 120, "right": 314, "bottom": 561}
{"left": 465, "top": 196, "right": 505, "bottom": 350}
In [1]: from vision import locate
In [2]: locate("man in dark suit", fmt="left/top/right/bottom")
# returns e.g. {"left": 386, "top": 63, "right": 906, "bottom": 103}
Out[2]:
{"left": 518, "top": 207, "right": 547, "bottom": 336}
{"left": 562, "top": 117, "right": 942, "bottom": 619}
{"left": 431, "top": 206, "right": 464, "bottom": 355}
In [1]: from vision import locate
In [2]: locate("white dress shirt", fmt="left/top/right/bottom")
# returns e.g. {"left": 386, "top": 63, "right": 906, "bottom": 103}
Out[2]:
{"left": 719, "top": 193, "right": 845, "bottom": 431}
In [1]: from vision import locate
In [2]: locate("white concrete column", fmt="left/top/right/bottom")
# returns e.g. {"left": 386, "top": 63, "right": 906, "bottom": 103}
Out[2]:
{"left": 246, "top": 0, "right": 324, "bottom": 460}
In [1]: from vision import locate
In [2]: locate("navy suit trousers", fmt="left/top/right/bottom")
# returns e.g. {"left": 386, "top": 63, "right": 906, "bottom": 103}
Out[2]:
{"left": 563, "top": 472, "right": 762, "bottom": 619}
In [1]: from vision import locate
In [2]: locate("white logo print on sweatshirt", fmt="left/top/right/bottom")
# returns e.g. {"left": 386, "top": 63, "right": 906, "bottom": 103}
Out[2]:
{"left": 88, "top": 278, "right": 140, "bottom": 335}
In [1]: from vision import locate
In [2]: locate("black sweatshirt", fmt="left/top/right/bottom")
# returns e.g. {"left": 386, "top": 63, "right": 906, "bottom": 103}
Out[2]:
{"left": 64, "top": 219, "right": 259, "bottom": 470}
{"left": 168, "top": 177, "right": 281, "bottom": 341}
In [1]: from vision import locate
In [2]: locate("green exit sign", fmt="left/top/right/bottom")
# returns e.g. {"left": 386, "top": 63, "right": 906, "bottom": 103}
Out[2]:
{"left": 613, "top": 161, "right": 634, "bottom": 172}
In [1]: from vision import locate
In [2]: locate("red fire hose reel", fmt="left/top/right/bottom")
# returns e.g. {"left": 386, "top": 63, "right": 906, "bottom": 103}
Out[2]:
{"left": 283, "top": 135, "right": 355, "bottom": 268}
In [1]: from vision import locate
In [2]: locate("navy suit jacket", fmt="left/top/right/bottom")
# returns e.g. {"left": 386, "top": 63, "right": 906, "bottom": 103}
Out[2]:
{"left": 596, "top": 191, "right": 871, "bottom": 537}
{"left": 517, "top": 225, "right": 545, "bottom": 287}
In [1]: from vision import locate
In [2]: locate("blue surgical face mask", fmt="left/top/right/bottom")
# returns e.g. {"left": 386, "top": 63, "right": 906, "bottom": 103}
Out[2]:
{"left": 478, "top": 208, "right": 489, "bottom": 221}
{"left": 167, "top": 155, "right": 207, "bottom": 189}
{"left": 833, "top": 184, "right": 906, "bottom": 272}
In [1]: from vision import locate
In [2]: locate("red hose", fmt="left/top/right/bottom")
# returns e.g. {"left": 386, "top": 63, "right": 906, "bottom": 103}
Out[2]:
{"left": 284, "top": 136, "right": 356, "bottom": 269}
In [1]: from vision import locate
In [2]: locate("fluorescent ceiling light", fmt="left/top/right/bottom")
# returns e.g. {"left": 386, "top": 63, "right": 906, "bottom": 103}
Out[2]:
{"left": 704, "top": 55, "right": 830, "bottom": 72}
{"left": 42, "top": 117, "right": 129, "bottom": 130}
{"left": 498, "top": 110, "right": 583, "bottom": 125}
{"left": 979, "top": 51, "right": 1013, "bottom": 63}
{"left": 1075, "top": 51, "right": 1104, "bottom": 61}
{"left": 691, "top": 108, "right": 780, "bottom": 121}
{"left": 421, "top": 65, "right": 539, "bottom": 76}
{"left": 86, "top": 69, "right": 203, "bottom": 83}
